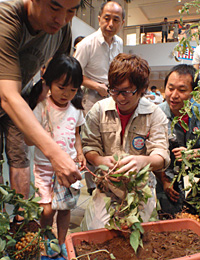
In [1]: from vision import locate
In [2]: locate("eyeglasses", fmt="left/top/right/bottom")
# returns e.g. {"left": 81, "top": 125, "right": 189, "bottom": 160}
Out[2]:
{"left": 107, "top": 87, "right": 137, "bottom": 97}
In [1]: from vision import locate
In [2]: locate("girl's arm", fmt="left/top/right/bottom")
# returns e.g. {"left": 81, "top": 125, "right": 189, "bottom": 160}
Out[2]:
{"left": 74, "top": 127, "right": 86, "bottom": 167}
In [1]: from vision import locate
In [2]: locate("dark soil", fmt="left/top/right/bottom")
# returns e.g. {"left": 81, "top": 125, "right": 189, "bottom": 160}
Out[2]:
{"left": 10, "top": 220, "right": 40, "bottom": 235}
{"left": 75, "top": 229, "right": 200, "bottom": 260}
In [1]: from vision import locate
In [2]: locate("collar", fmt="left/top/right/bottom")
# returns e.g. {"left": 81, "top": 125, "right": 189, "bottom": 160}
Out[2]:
{"left": 97, "top": 28, "right": 117, "bottom": 45}
{"left": 159, "top": 101, "right": 172, "bottom": 119}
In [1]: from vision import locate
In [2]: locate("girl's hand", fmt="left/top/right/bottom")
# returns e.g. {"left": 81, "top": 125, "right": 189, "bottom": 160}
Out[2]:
{"left": 172, "top": 147, "right": 187, "bottom": 161}
{"left": 76, "top": 153, "right": 87, "bottom": 168}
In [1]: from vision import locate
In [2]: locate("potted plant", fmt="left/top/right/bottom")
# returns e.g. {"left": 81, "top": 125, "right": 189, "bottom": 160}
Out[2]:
{"left": 0, "top": 182, "right": 60, "bottom": 260}
{"left": 66, "top": 218, "right": 200, "bottom": 260}
{"left": 65, "top": 153, "right": 200, "bottom": 259}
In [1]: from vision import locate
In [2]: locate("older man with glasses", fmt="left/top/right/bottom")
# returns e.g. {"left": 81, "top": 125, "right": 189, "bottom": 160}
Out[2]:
{"left": 81, "top": 53, "right": 170, "bottom": 231}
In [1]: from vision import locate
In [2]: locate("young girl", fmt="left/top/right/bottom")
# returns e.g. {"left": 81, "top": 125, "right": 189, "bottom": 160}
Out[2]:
{"left": 29, "top": 54, "right": 86, "bottom": 259}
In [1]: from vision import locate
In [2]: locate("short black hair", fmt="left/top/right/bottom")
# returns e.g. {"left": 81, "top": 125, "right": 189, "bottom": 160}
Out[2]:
{"left": 151, "top": 86, "right": 157, "bottom": 91}
{"left": 73, "top": 36, "right": 85, "bottom": 48}
{"left": 164, "top": 64, "right": 199, "bottom": 90}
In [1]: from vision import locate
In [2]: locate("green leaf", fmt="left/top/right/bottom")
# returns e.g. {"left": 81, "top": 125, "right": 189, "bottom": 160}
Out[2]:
{"left": 6, "top": 239, "right": 16, "bottom": 247}
{"left": 127, "top": 215, "right": 139, "bottom": 226}
{"left": 134, "top": 222, "right": 144, "bottom": 234}
{"left": 130, "top": 230, "right": 140, "bottom": 253}
{"left": 31, "top": 197, "right": 42, "bottom": 202}
{"left": 50, "top": 241, "right": 61, "bottom": 254}
{"left": 0, "top": 187, "right": 8, "bottom": 196}
{"left": 113, "top": 154, "right": 118, "bottom": 161}
{"left": 193, "top": 105, "right": 200, "bottom": 121}
{"left": 180, "top": 120, "right": 189, "bottom": 131}
{"left": 138, "top": 164, "right": 150, "bottom": 175}
{"left": 0, "top": 238, "right": 6, "bottom": 252}
{"left": 142, "top": 185, "right": 152, "bottom": 198}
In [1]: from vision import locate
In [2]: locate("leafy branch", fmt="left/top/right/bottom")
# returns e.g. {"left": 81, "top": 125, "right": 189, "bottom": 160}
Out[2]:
{"left": 173, "top": 0, "right": 200, "bottom": 60}
{"left": 85, "top": 155, "right": 155, "bottom": 254}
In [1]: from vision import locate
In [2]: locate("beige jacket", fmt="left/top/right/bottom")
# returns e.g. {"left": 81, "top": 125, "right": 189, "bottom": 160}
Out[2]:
{"left": 82, "top": 97, "right": 170, "bottom": 171}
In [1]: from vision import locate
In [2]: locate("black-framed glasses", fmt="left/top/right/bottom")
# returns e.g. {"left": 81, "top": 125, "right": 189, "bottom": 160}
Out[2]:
{"left": 107, "top": 87, "right": 137, "bottom": 97}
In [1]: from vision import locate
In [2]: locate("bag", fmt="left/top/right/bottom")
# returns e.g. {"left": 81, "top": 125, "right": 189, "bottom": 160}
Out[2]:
{"left": 52, "top": 175, "right": 80, "bottom": 210}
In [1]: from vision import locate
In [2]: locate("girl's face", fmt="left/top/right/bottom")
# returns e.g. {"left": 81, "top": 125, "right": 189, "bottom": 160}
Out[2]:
{"left": 50, "top": 74, "right": 78, "bottom": 107}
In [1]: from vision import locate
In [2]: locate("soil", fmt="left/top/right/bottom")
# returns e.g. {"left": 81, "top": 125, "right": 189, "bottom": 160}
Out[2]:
{"left": 75, "top": 229, "right": 200, "bottom": 260}
{"left": 10, "top": 220, "right": 40, "bottom": 234}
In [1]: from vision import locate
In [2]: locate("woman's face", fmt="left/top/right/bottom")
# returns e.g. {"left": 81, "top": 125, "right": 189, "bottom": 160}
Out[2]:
{"left": 50, "top": 74, "right": 77, "bottom": 107}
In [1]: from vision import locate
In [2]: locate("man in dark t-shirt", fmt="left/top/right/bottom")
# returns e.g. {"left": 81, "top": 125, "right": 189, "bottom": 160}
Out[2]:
{"left": 0, "top": 0, "right": 82, "bottom": 202}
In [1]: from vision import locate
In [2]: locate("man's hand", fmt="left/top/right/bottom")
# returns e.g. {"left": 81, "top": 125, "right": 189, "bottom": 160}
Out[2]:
{"left": 114, "top": 155, "right": 146, "bottom": 175}
{"left": 85, "top": 151, "right": 116, "bottom": 169}
{"left": 101, "top": 156, "right": 116, "bottom": 169}
{"left": 97, "top": 83, "right": 108, "bottom": 97}
{"left": 163, "top": 180, "right": 179, "bottom": 202}
{"left": 50, "top": 148, "right": 82, "bottom": 187}
{"left": 172, "top": 147, "right": 187, "bottom": 161}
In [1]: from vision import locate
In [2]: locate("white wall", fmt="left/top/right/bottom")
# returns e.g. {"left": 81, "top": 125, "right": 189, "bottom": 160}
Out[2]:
{"left": 71, "top": 16, "right": 95, "bottom": 47}
{"left": 124, "top": 41, "right": 197, "bottom": 71}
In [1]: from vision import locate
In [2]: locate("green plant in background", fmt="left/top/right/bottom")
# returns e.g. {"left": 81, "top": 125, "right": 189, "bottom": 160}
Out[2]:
{"left": 88, "top": 154, "right": 156, "bottom": 253}
{"left": 173, "top": 0, "right": 200, "bottom": 59}
{"left": 0, "top": 183, "right": 60, "bottom": 260}
{"left": 170, "top": 0, "right": 200, "bottom": 216}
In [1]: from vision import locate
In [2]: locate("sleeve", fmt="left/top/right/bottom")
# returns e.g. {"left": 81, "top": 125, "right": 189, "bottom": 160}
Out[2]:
{"left": 76, "top": 110, "right": 85, "bottom": 127}
{"left": 74, "top": 39, "right": 90, "bottom": 70}
{"left": 81, "top": 102, "right": 104, "bottom": 156}
{"left": 146, "top": 106, "right": 170, "bottom": 171}
{"left": 0, "top": 10, "right": 22, "bottom": 81}
{"left": 33, "top": 103, "right": 43, "bottom": 124}
{"left": 192, "top": 46, "right": 200, "bottom": 65}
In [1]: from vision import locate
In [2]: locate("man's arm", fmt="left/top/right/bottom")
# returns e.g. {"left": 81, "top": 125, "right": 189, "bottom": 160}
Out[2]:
{"left": 0, "top": 80, "right": 81, "bottom": 187}
{"left": 82, "top": 76, "right": 108, "bottom": 97}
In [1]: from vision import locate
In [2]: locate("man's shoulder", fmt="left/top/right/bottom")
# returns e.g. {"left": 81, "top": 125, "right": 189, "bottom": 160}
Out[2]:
{"left": 0, "top": 0, "right": 24, "bottom": 18}
{"left": 159, "top": 101, "right": 171, "bottom": 116}
{"left": 90, "top": 97, "right": 114, "bottom": 113}
{"left": 81, "top": 30, "right": 99, "bottom": 43}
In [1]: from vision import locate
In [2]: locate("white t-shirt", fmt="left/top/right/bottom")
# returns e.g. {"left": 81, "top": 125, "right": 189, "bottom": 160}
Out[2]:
{"left": 33, "top": 97, "right": 85, "bottom": 165}
{"left": 74, "top": 28, "right": 123, "bottom": 85}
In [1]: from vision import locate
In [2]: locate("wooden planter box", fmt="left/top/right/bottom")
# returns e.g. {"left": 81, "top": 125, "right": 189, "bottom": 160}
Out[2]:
{"left": 66, "top": 218, "right": 200, "bottom": 260}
